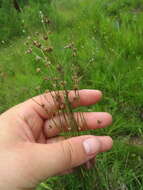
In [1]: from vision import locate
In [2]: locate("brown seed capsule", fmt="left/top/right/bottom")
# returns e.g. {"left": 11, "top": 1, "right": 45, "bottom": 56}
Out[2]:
{"left": 1, "top": 40, "right": 5, "bottom": 44}
{"left": 41, "top": 104, "right": 45, "bottom": 108}
{"left": 45, "top": 61, "right": 51, "bottom": 67}
{"left": 68, "top": 127, "right": 72, "bottom": 131}
{"left": 44, "top": 17, "right": 51, "bottom": 24}
{"left": 52, "top": 83, "right": 57, "bottom": 88}
{"left": 47, "top": 61, "right": 52, "bottom": 65}
{"left": 64, "top": 42, "right": 74, "bottom": 49}
{"left": 36, "top": 42, "right": 41, "bottom": 48}
{"left": 36, "top": 68, "right": 41, "bottom": 73}
{"left": 27, "top": 36, "right": 31, "bottom": 40}
{"left": 73, "top": 52, "right": 77, "bottom": 57}
{"left": 97, "top": 120, "right": 102, "bottom": 124}
{"left": 47, "top": 47, "right": 53, "bottom": 52}
{"left": 73, "top": 47, "right": 77, "bottom": 52}
{"left": 35, "top": 56, "right": 42, "bottom": 62}
{"left": 60, "top": 81, "right": 67, "bottom": 87}
{"left": 36, "top": 43, "right": 41, "bottom": 48}
{"left": 56, "top": 65, "right": 63, "bottom": 72}
{"left": 73, "top": 96, "right": 80, "bottom": 101}
{"left": 59, "top": 103, "right": 65, "bottom": 110}
{"left": 26, "top": 48, "right": 32, "bottom": 54}
{"left": 33, "top": 41, "right": 41, "bottom": 48}
{"left": 43, "top": 36, "right": 48, "bottom": 40}
{"left": 55, "top": 94, "right": 61, "bottom": 101}
{"left": 45, "top": 89, "right": 50, "bottom": 93}
{"left": 33, "top": 40, "right": 37, "bottom": 46}
{"left": 71, "top": 96, "right": 80, "bottom": 105}
{"left": 64, "top": 45, "right": 70, "bottom": 49}
{"left": 49, "top": 125, "right": 52, "bottom": 129}
{"left": 43, "top": 47, "right": 53, "bottom": 53}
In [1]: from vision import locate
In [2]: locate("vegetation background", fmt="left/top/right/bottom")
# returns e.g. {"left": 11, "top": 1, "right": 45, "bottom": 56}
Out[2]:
{"left": 0, "top": 0, "right": 143, "bottom": 189}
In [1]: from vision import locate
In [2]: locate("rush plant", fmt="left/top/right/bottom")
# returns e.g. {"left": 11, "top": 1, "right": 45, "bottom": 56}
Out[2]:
{"left": 25, "top": 11, "right": 97, "bottom": 189}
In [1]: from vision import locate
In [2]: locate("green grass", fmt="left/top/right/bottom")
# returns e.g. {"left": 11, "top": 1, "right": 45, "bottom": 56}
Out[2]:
{"left": 1, "top": 0, "right": 143, "bottom": 189}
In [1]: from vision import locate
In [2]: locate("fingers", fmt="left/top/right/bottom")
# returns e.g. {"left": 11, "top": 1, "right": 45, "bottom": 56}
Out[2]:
{"left": 25, "top": 135, "right": 113, "bottom": 181}
{"left": 68, "top": 90, "right": 102, "bottom": 107}
{"left": 44, "top": 112, "right": 112, "bottom": 138}
{"left": 19, "top": 90, "right": 102, "bottom": 119}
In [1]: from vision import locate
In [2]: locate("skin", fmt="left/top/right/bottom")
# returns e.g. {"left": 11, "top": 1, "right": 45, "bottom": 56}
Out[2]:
{"left": 0, "top": 89, "right": 113, "bottom": 190}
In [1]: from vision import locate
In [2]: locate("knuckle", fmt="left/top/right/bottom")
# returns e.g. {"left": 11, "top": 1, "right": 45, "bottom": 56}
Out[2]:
{"left": 60, "top": 140, "right": 74, "bottom": 168}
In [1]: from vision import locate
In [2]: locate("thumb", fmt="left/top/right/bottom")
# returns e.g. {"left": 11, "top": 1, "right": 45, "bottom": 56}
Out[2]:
{"left": 26, "top": 135, "right": 112, "bottom": 181}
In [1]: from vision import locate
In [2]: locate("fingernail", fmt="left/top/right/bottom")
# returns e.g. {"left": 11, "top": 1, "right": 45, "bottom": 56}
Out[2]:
{"left": 83, "top": 138, "right": 100, "bottom": 155}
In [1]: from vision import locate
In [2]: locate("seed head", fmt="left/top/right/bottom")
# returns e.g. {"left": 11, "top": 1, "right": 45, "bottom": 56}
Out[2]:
{"left": 48, "top": 125, "right": 52, "bottom": 129}
{"left": 59, "top": 103, "right": 65, "bottom": 110}
{"left": 45, "top": 61, "right": 51, "bottom": 67}
{"left": 64, "top": 42, "right": 74, "bottom": 49}
{"left": 68, "top": 127, "right": 72, "bottom": 131}
{"left": 73, "top": 47, "right": 77, "bottom": 52}
{"left": 26, "top": 48, "right": 32, "bottom": 54}
{"left": 36, "top": 68, "right": 41, "bottom": 73}
{"left": 43, "top": 36, "right": 48, "bottom": 40}
{"left": 97, "top": 120, "right": 102, "bottom": 124}
{"left": 72, "top": 96, "right": 80, "bottom": 104}
{"left": 54, "top": 94, "right": 62, "bottom": 103}
{"left": 72, "top": 52, "right": 77, "bottom": 57}
{"left": 45, "top": 89, "right": 50, "bottom": 93}
{"left": 56, "top": 65, "right": 63, "bottom": 73}
{"left": 52, "top": 83, "right": 57, "bottom": 88}
{"left": 60, "top": 81, "right": 67, "bottom": 87}
{"left": 43, "top": 47, "right": 53, "bottom": 53}
{"left": 35, "top": 56, "right": 42, "bottom": 62}
{"left": 33, "top": 41, "right": 41, "bottom": 48}
{"left": 27, "top": 36, "right": 31, "bottom": 40}
{"left": 44, "top": 17, "right": 51, "bottom": 24}
{"left": 1, "top": 40, "right": 5, "bottom": 44}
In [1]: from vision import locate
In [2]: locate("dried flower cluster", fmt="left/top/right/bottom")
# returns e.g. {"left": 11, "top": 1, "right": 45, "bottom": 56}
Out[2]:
{"left": 25, "top": 20, "right": 87, "bottom": 136}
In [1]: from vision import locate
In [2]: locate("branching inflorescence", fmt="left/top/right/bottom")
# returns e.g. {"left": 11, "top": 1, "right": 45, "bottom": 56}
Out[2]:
{"left": 25, "top": 11, "right": 88, "bottom": 138}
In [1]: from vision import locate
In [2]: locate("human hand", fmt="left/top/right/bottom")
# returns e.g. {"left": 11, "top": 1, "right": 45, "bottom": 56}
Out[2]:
{"left": 0, "top": 90, "right": 113, "bottom": 190}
